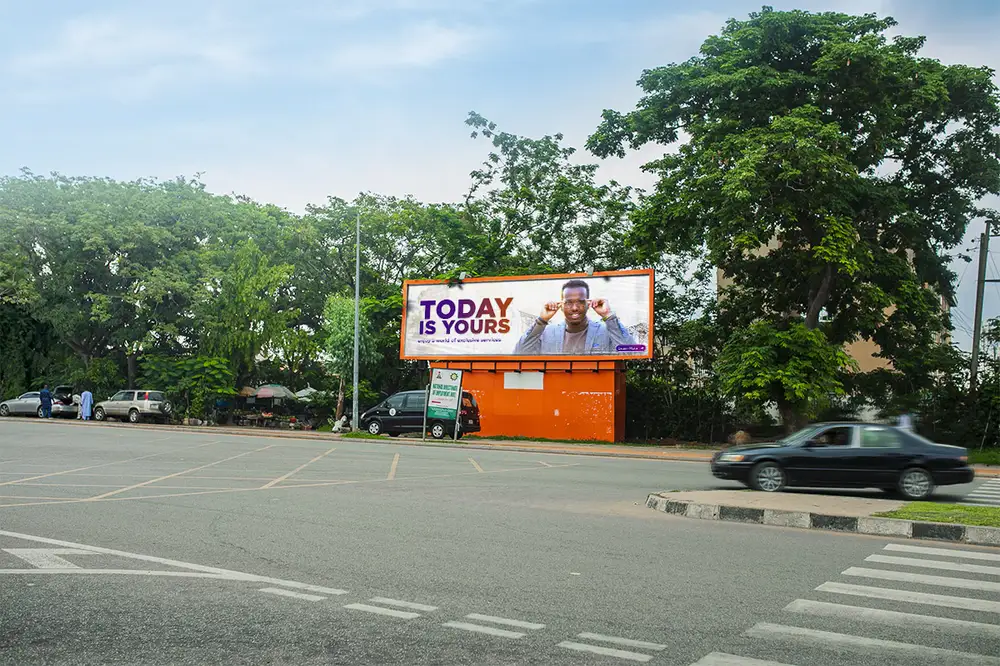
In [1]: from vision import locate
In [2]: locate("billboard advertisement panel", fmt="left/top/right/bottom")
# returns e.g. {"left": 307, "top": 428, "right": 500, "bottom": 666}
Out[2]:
{"left": 400, "top": 269, "right": 653, "bottom": 360}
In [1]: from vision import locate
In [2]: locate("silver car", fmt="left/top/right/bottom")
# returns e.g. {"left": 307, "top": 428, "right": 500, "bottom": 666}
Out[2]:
{"left": 0, "top": 391, "right": 78, "bottom": 418}
{"left": 93, "top": 390, "right": 173, "bottom": 423}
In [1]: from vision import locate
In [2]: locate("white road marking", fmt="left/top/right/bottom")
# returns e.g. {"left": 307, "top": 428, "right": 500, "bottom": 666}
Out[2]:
{"left": 344, "top": 603, "right": 420, "bottom": 619}
{"left": 370, "top": 597, "right": 437, "bottom": 612}
{"left": 576, "top": 632, "right": 667, "bottom": 651}
{"left": 0, "top": 568, "right": 228, "bottom": 579}
{"left": 884, "top": 543, "right": 1000, "bottom": 562}
{"left": 468, "top": 458, "right": 485, "bottom": 473}
{"left": 3, "top": 547, "right": 95, "bottom": 569}
{"left": 259, "top": 587, "right": 325, "bottom": 601}
{"left": 557, "top": 640, "right": 653, "bottom": 662}
{"left": 260, "top": 447, "right": 336, "bottom": 489}
{"left": 785, "top": 598, "right": 1000, "bottom": 637}
{"left": 0, "top": 528, "right": 349, "bottom": 595}
{"left": 387, "top": 453, "right": 400, "bottom": 481}
{"left": 866, "top": 553, "right": 1000, "bottom": 576}
{"left": 689, "top": 653, "right": 798, "bottom": 666}
{"left": 817, "top": 581, "right": 1000, "bottom": 613}
{"left": 745, "top": 622, "right": 1000, "bottom": 664}
{"left": 443, "top": 621, "right": 525, "bottom": 639}
{"left": 465, "top": 613, "right": 545, "bottom": 630}
{"left": 843, "top": 566, "right": 1000, "bottom": 592}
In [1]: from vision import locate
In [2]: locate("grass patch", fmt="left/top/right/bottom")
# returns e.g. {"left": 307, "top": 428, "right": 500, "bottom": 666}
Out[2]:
{"left": 970, "top": 449, "right": 1000, "bottom": 466}
{"left": 874, "top": 502, "right": 1000, "bottom": 527}
{"left": 340, "top": 431, "right": 388, "bottom": 440}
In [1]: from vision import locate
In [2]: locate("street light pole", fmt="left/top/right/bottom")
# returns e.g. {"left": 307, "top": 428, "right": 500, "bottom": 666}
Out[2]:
{"left": 971, "top": 220, "right": 991, "bottom": 396}
{"left": 352, "top": 210, "right": 361, "bottom": 431}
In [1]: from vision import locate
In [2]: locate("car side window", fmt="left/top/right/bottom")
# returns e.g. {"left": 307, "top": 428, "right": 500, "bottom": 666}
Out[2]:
{"left": 20, "top": 393, "right": 39, "bottom": 400}
{"left": 812, "top": 426, "right": 852, "bottom": 447}
{"left": 384, "top": 394, "right": 405, "bottom": 410}
{"left": 404, "top": 393, "right": 426, "bottom": 410}
{"left": 111, "top": 391, "right": 128, "bottom": 401}
{"left": 148, "top": 392, "right": 165, "bottom": 402}
{"left": 861, "top": 426, "right": 903, "bottom": 449}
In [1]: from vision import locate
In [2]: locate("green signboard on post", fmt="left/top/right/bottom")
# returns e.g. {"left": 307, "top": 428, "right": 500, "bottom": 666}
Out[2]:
{"left": 427, "top": 369, "right": 463, "bottom": 421}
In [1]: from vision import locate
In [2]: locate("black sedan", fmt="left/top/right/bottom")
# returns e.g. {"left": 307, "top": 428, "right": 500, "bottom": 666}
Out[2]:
{"left": 710, "top": 422, "right": 973, "bottom": 500}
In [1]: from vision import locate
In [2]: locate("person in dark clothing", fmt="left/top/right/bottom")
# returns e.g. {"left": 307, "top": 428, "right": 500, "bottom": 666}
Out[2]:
{"left": 39, "top": 385, "right": 52, "bottom": 419}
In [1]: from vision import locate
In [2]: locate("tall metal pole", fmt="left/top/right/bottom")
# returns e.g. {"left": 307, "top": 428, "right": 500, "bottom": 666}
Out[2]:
{"left": 971, "top": 221, "right": 990, "bottom": 395}
{"left": 352, "top": 211, "right": 361, "bottom": 430}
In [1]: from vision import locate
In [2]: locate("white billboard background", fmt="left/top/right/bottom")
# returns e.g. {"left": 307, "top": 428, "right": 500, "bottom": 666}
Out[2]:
{"left": 402, "top": 273, "right": 651, "bottom": 358}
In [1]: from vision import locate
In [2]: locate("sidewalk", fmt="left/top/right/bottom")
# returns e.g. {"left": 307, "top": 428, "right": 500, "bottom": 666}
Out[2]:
{"left": 646, "top": 489, "right": 1000, "bottom": 546}
{"left": 4, "top": 417, "right": 999, "bottom": 475}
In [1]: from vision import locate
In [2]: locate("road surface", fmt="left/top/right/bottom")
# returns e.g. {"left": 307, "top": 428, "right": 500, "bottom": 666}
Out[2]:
{"left": 0, "top": 419, "right": 997, "bottom": 665}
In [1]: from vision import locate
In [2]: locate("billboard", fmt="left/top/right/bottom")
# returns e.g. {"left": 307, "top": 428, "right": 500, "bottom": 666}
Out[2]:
{"left": 400, "top": 269, "right": 653, "bottom": 360}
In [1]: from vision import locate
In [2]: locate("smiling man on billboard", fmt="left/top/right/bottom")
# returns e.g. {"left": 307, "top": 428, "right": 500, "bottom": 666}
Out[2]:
{"left": 513, "top": 279, "right": 639, "bottom": 355}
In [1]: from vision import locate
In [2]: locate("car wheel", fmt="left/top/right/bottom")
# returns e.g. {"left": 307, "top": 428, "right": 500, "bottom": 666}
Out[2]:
{"left": 0, "top": 405, "right": 8, "bottom": 417}
{"left": 751, "top": 461, "right": 786, "bottom": 492}
{"left": 94, "top": 407, "right": 106, "bottom": 421}
{"left": 430, "top": 422, "right": 447, "bottom": 440}
{"left": 160, "top": 401, "right": 173, "bottom": 416}
{"left": 128, "top": 409, "right": 140, "bottom": 424}
{"left": 366, "top": 420, "right": 382, "bottom": 435}
{"left": 36, "top": 406, "right": 44, "bottom": 418}
{"left": 898, "top": 467, "right": 934, "bottom": 500}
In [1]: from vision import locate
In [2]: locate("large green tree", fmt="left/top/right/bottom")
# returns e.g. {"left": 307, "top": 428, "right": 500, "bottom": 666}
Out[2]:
{"left": 589, "top": 7, "right": 1000, "bottom": 426}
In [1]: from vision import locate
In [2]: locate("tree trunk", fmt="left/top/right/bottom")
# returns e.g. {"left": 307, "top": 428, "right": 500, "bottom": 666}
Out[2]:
{"left": 805, "top": 264, "right": 834, "bottom": 330}
{"left": 126, "top": 353, "right": 138, "bottom": 389}
{"left": 777, "top": 399, "right": 802, "bottom": 434}
{"left": 335, "top": 375, "right": 345, "bottom": 421}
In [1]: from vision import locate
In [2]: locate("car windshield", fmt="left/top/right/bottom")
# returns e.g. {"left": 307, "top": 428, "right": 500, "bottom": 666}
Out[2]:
{"left": 776, "top": 425, "right": 826, "bottom": 447}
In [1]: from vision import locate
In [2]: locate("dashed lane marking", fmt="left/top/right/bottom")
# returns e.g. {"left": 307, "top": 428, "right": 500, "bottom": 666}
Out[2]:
{"left": 344, "top": 603, "right": 420, "bottom": 619}
{"left": 465, "top": 613, "right": 545, "bottom": 630}
{"left": 370, "top": 597, "right": 437, "bottom": 612}
{"left": 689, "top": 654, "right": 798, "bottom": 666}
{"left": 556, "top": 640, "right": 653, "bottom": 662}
{"left": 443, "top": 622, "right": 526, "bottom": 639}
{"left": 259, "top": 587, "right": 326, "bottom": 602}
{"left": 575, "top": 633, "right": 667, "bottom": 652}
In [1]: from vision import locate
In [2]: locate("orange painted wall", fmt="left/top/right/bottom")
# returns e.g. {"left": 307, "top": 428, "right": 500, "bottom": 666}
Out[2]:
{"left": 432, "top": 361, "right": 625, "bottom": 442}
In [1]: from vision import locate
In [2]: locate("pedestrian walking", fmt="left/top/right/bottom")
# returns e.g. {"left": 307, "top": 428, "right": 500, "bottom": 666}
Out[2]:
{"left": 898, "top": 412, "right": 913, "bottom": 432}
{"left": 80, "top": 389, "right": 93, "bottom": 421}
{"left": 39, "top": 385, "right": 52, "bottom": 419}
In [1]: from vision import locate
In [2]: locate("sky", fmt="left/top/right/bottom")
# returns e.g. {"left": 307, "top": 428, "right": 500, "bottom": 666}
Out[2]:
{"left": 2, "top": 0, "right": 999, "bottom": 348}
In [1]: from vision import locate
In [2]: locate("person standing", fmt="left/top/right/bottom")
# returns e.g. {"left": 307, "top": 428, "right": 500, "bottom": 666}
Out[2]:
{"left": 80, "top": 389, "right": 93, "bottom": 421}
{"left": 39, "top": 385, "right": 52, "bottom": 419}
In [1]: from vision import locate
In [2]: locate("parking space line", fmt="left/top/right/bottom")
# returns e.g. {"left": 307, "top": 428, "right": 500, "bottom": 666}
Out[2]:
{"left": 576, "top": 633, "right": 667, "bottom": 651}
{"left": 465, "top": 613, "right": 544, "bottom": 630}
{"left": 443, "top": 622, "right": 525, "bottom": 638}
{"left": 469, "top": 458, "right": 485, "bottom": 473}
{"left": 370, "top": 596, "right": 437, "bottom": 612}
{"left": 557, "top": 640, "right": 653, "bottom": 662}
{"left": 0, "top": 440, "right": 223, "bottom": 487}
{"left": 689, "top": 654, "right": 798, "bottom": 666}
{"left": 260, "top": 447, "right": 336, "bottom": 489}
{"left": 259, "top": 587, "right": 326, "bottom": 602}
{"left": 87, "top": 445, "right": 276, "bottom": 500}
{"left": 344, "top": 603, "right": 420, "bottom": 619}
{"left": 387, "top": 453, "right": 400, "bottom": 480}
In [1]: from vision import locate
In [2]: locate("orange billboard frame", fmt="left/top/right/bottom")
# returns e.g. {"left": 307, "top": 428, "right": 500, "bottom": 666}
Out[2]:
{"left": 399, "top": 268, "right": 654, "bottom": 362}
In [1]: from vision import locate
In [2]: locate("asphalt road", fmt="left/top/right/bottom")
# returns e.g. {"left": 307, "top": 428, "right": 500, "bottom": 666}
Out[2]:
{"left": 0, "top": 419, "right": 997, "bottom": 665}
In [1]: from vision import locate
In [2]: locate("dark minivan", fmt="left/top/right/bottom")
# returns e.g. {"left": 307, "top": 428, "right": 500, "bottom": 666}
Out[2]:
{"left": 361, "top": 390, "right": 481, "bottom": 439}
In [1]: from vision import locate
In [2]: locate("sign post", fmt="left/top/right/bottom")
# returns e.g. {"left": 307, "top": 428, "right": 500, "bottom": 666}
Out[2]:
{"left": 426, "top": 369, "right": 464, "bottom": 441}
{"left": 421, "top": 383, "right": 429, "bottom": 442}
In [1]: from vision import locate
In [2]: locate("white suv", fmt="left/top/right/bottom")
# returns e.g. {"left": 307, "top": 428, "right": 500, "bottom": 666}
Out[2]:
{"left": 94, "top": 390, "right": 173, "bottom": 423}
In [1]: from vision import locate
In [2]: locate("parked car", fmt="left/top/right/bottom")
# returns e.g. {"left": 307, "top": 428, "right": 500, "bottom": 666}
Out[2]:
{"left": 0, "top": 386, "right": 78, "bottom": 418}
{"left": 93, "top": 390, "right": 173, "bottom": 424}
{"left": 710, "top": 422, "right": 974, "bottom": 500}
{"left": 361, "top": 389, "right": 481, "bottom": 439}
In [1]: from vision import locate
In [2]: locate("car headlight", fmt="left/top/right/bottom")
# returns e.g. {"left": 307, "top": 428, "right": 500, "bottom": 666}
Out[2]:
{"left": 718, "top": 453, "right": 746, "bottom": 462}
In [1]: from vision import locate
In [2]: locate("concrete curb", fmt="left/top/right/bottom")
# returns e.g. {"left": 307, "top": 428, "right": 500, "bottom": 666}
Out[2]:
{"left": 645, "top": 493, "right": 1000, "bottom": 547}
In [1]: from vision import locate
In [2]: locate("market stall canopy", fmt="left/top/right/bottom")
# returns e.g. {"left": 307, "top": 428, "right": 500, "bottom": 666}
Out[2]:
{"left": 295, "top": 387, "right": 318, "bottom": 401}
{"left": 252, "top": 385, "right": 298, "bottom": 400}
{"left": 238, "top": 386, "right": 257, "bottom": 397}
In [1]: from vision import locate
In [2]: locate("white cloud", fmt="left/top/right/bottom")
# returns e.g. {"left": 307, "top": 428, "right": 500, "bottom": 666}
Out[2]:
{"left": 6, "top": 12, "right": 259, "bottom": 101}
{"left": 326, "top": 21, "right": 482, "bottom": 74}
